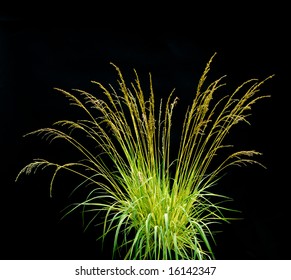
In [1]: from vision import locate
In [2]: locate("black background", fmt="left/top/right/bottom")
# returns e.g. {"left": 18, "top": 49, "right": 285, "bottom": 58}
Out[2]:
{"left": 1, "top": 12, "right": 289, "bottom": 260}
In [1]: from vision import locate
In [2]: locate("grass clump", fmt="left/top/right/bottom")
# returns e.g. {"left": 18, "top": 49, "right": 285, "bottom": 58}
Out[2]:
{"left": 16, "top": 53, "right": 273, "bottom": 259}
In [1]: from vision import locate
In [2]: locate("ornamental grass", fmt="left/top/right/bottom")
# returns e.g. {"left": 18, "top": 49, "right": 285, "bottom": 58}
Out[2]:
{"left": 16, "top": 53, "right": 273, "bottom": 259}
